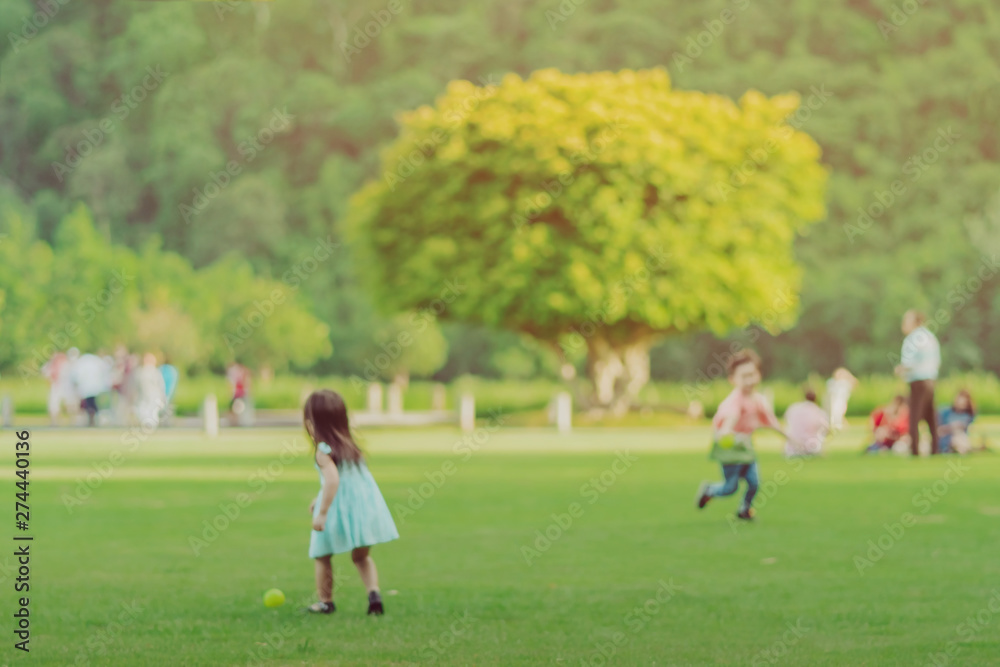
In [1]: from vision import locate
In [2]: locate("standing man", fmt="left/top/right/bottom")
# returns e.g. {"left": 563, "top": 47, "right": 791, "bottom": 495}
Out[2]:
{"left": 895, "top": 310, "right": 941, "bottom": 456}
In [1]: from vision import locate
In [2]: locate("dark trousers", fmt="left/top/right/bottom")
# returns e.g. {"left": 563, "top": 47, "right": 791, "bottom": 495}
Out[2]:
{"left": 81, "top": 396, "right": 98, "bottom": 427}
{"left": 909, "top": 379, "right": 939, "bottom": 455}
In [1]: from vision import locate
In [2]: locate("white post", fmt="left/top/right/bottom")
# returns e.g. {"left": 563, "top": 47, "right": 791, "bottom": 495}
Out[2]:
{"left": 432, "top": 383, "right": 447, "bottom": 411}
{"left": 460, "top": 393, "right": 475, "bottom": 432}
{"left": 367, "top": 383, "right": 384, "bottom": 414}
{"left": 556, "top": 392, "right": 572, "bottom": 434}
{"left": 1, "top": 395, "right": 12, "bottom": 428}
{"left": 204, "top": 394, "right": 219, "bottom": 438}
{"left": 387, "top": 382, "right": 404, "bottom": 415}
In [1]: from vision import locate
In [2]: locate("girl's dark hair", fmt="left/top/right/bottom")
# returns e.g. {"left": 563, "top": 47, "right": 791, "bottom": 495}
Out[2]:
{"left": 953, "top": 389, "right": 976, "bottom": 416}
{"left": 304, "top": 390, "right": 363, "bottom": 467}
{"left": 804, "top": 387, "right": 817, "bottom": 403}
{"left": 727, "top": 349, "right": 761, "bottom": 376}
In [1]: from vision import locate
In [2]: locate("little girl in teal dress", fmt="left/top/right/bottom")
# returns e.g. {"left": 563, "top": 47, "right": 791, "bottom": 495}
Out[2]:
{"left": 304, "top": 389, "right": 398, "bottom": 615}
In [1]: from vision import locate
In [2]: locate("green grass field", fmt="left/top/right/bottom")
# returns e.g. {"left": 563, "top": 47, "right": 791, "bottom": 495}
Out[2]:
{"left": 5, "top": 423, "right": 1000, "bottom": 666}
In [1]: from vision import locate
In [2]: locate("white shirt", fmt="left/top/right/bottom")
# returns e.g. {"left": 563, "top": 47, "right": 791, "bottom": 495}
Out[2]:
{"left": 72, "top": 354, "right": 112, "bottom": 398}
{"left": 901, "top": 326, "right": 940, "bottom": 381}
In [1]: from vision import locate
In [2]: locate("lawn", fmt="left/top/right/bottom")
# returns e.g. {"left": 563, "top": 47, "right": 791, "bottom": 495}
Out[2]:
{"left": 4, "top": 423, "right": 1000, "bottom": 666}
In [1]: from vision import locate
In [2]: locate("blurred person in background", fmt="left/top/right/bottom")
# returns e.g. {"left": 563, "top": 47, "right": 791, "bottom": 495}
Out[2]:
{"left": 72, "top": 350, "right": 112, "bottom": 427}
{"left": 825, "top": 367, "right": 858, "bottom": 431}
{"left": 783, "top": 388, "right": 829, "bottom": 457}
{"left": 111, "top": 345, "right": 135, "bottom": 426}
{"left": 866, "top": 395, "right": 910, "bottom": 454}
{"left": 227, "top": 361, "right": 252, "bottom": 424}
{"left": 134, "top": 352, "right": 167, "bottom": 426}
{"left": 159, "top": 355, "right": 179, "bottom": 424}
{"left": 938, "top": 390, "right": 976, "bottom": 455}
{"left": 42, "top": 350, "right": 79, "bottom": 425}
{"left": 895, "top": 310, "right": 941, "bottom": 455}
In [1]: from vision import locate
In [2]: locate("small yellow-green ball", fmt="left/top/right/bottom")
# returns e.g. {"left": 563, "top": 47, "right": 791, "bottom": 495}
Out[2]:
{"left": 263, "top": 588, "right": 285, "bottom": 608}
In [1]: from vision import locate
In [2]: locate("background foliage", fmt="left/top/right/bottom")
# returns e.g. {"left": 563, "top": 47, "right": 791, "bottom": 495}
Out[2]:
{"left": 2, "top": 0, "right": 999, "bottom": 385}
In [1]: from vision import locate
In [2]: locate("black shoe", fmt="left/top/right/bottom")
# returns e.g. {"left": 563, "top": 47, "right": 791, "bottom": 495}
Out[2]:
{"left": 367, "top": 590, "right": 384, "bottom": 616}
{"left": 736, "top": 508, "right": 756, "bottom": 521}
{"left": 305, "top": 601, "right": 335, "bottom": 614}
{"left": 695, "top": 482, "right": 711, "bottom": 509}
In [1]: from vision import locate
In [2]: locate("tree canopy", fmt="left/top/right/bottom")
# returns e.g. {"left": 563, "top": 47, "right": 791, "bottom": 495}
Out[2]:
{"left": 2, "top": 0, "right": 999, "bottom": 382}
{"left": 349, "top": 68, "right": 826, "bottom": 409}
{"left": 0, "top": 192, "right": 331, "bottom": 377}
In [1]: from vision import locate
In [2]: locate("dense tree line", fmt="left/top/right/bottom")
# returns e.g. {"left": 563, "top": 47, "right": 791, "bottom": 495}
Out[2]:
{"left": 1, "top": 0, "right": 998, "bottom": 381}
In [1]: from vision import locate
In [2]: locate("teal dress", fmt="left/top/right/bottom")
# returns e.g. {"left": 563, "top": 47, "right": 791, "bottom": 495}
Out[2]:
{"left": 309, "top": 442, "right": 399, "bottom": 558}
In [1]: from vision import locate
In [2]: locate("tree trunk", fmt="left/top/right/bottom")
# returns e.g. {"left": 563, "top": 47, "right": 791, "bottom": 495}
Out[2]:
{"left": 585, "top": 338, "right": 652, "bottom": 416}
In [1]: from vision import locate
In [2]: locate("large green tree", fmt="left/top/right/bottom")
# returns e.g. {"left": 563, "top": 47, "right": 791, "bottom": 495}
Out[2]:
{"left": 349, "top": 68, "right": 826, "bottom": 411}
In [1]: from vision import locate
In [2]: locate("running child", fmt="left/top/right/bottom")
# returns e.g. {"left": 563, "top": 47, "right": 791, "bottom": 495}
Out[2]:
{"left": 696, "top": 349, "right": 786, "bottom": 520}
{"left": 304, "top": 389, "right": 399, "bottom": 615}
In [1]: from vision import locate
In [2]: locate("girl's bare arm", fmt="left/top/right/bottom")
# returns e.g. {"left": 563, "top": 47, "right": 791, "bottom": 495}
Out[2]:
{"left": 313, "top": 449, "right": 340, "bottom": 529}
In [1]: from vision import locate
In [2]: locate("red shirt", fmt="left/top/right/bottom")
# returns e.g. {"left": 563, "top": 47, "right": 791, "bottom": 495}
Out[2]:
{"left": 872, "top": 407, "right": 908, "bottom": 438}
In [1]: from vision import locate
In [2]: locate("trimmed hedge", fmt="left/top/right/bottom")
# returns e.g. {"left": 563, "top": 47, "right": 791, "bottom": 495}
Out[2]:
{"left": 3, "top": 372, "right": 998, "bottom": 418}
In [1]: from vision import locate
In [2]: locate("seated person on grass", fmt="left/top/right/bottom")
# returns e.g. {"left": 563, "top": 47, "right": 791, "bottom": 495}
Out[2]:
{"left": 938, "top": 390, "right": 976, "bottom": 455}
{"left": 783, "top": 388, "right": 829, "bottom": 458}
{"left": 866, "top": 395, "right": 909, "bottom": 453}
